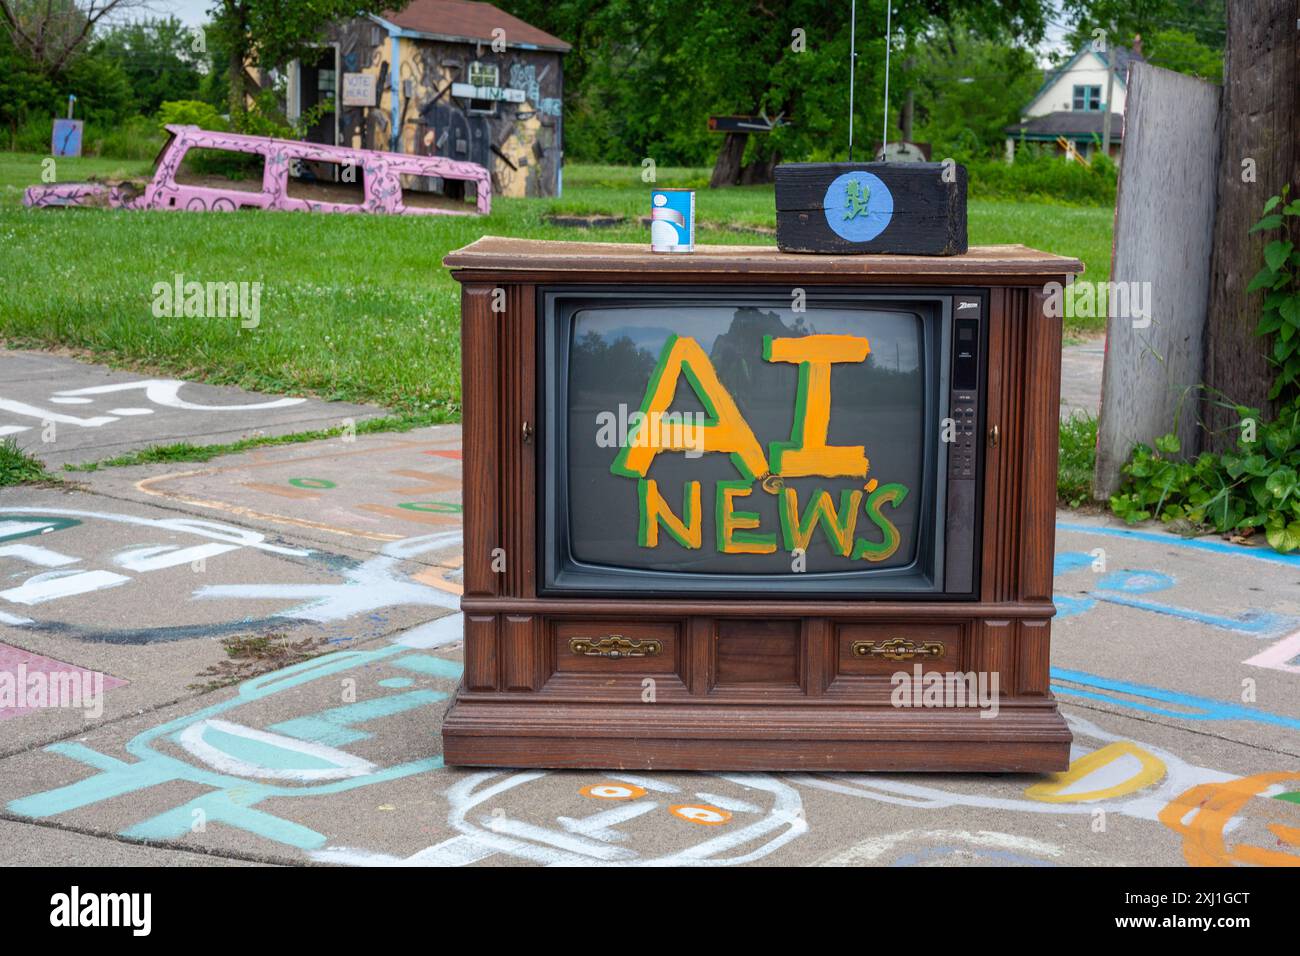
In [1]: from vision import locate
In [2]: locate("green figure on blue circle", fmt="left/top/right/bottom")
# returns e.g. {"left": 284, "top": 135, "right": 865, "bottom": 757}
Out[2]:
{"left": 843, "top": 179, "right": 871, "bottom": 220}
{"left": 823, "top": 171, "right": 893, "bottom": 242}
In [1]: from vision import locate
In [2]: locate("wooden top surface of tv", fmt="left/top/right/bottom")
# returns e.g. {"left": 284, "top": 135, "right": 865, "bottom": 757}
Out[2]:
{"left": 445, "top": 237, "right": 1084, "bottom": 282}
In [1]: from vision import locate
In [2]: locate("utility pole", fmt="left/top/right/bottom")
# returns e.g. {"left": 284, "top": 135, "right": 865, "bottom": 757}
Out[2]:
{"left": 1202, "top": 0, "right": 1300, "bottom": 449}
{"left": 1100, "top": 22, "right": 1117, "bottom": 158}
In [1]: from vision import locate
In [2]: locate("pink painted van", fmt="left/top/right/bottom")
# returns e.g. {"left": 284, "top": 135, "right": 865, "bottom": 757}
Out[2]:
{"left": 24, "top": 125, "right": 491, "bottom": 216}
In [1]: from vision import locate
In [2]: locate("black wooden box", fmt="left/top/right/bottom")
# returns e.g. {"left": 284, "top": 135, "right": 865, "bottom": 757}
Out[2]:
{"left": 775, "top": 161, "right": 968, "bottom": 256}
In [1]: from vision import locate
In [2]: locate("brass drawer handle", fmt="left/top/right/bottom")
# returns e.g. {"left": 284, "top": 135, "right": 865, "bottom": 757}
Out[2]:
{"left": 569, "top": 635, "right": 662, "bottom": 659}
{"left": 852, "top": 639, "right": 945, "bottom": 661}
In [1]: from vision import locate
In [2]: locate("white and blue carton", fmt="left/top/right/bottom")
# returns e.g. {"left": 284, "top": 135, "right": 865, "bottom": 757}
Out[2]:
{"left": 650, "top": 188, "right": 695, "bottom": 253}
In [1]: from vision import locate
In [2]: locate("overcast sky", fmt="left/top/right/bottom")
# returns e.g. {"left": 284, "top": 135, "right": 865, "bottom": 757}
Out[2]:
{"left": 144, "top": 0, "right": 210, "bottom": 28}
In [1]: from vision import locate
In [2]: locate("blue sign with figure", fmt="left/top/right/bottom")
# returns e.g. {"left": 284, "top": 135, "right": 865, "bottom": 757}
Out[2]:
{"left": 822, "top": 170, "right": 893, "bottom": 243}
{"left": 52, "top": 119, "right": 83, "bottom": 157}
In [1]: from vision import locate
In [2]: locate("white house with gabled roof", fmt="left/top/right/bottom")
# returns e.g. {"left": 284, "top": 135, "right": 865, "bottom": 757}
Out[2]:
{"left": 1005, "top": 41, "right": 1145, "bottom": 162}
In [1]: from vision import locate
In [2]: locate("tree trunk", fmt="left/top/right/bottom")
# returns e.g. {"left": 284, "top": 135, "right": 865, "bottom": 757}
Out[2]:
{"left": 738, "top": 150, "right": 779, "bottom": 185}
{"left": 901, "top": 55, "right": 915, "bottom": 143}
{"left": 229, "top": 44, "right": 246, "bottom": 117}
{"left": 709, "top": 132, "right": 747, "bottom": 188}
{"left": 1202, "top": 0, "right": 1300, "bottom": 449}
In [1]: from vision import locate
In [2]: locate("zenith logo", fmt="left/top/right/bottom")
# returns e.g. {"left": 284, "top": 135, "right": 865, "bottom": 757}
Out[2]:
{"left": 956, "top": 300, "right": 979, "bottom": 312}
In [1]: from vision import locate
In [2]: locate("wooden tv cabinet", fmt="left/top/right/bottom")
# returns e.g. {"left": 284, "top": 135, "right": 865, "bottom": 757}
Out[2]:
{"left": 441, "top": 238, "right": 1080, "bottom": 772}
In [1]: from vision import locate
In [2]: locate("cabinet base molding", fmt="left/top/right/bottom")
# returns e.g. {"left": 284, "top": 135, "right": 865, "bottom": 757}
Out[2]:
{"left": 443, "top": 699, "right": 1071, "bottom": 772}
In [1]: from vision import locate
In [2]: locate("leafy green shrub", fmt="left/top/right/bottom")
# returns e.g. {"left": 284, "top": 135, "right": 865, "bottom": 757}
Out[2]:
{"left": 1058, "top": 413, "right": 1098, "bottom": 507}
{"left": 233, "top": 88, "right": 335, "bottom": 142}
{"left": 90, "top": 114, "right": 164, "bottom": 160}
{"left": 157, "top": 100, "right": 230, "bottom": 132}
{"left": 967, "top": 150, "right": 1117, "bottom": 206}
{"left": 11, "top": 115, "right": 162, "bottom": 159}
{"left": 157, "top": 100, "right": 263, "bottom": 180}
{"left": 1111, "top": 189, "right": 1300, "bottom": 551}
{"left": 11, "top": 116, "right": 53, "bottom": 154}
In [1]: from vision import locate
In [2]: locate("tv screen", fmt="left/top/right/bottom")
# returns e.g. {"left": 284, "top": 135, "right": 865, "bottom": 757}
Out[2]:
{"left": 542, "top": 288, "right": 961, "bottom": 596}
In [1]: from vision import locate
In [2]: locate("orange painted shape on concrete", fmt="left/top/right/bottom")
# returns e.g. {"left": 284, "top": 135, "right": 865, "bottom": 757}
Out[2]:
{"left": 1159, "top": 771, "right": 1300, "bottom": 867}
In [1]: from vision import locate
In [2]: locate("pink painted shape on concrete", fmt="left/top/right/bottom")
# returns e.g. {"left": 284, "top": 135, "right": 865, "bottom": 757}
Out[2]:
{"left": 24, "top": 124, "right": 491, "bottom": 216}
{"left": 1243, "top": 629, "right": 1300, "bottom": 675}
{"left": 0, "top": 642, "right": 127, "bottom": 720}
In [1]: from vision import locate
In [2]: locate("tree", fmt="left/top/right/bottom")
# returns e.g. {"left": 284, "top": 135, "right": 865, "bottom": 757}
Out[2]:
{"left": 209, "top": 0, "right": 409, "bottom": 118}
{"left": 0, "top": 26, "right": 53, "bottom": 145}
{"left": 94, "top": 16, "right": 204, "bottom": 114}
{"left": 60, "top": 40, "right": 132, "bottom": 124}
{"left": 1060, "top": 0, "right": 1225, "bottom": 52}
{"left": 1143, "top": 27, "right": 1222, "bottom": 83}
{"left": 501, "top": 0, "right": 1050, "bottom": 184}
{"left": 909, "top": 22, "right": 1042, "bottom": 161}
{"left": 0, "top": 0, "right": 148, "bottom": 76}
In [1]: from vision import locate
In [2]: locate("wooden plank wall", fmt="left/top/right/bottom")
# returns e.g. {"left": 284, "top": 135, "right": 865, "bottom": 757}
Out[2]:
{"left": 1093, "top": 62, "right": 1222, "bottom": 498}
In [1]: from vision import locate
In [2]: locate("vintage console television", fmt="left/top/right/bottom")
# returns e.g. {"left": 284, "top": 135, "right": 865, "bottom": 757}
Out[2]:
{"left": 442, "top": 238, "right": 1081, "bottom": 771}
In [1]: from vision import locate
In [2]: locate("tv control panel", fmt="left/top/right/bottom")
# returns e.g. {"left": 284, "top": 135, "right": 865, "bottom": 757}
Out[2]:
{"left": 949, "top": 390, "right": 978, "bottom": 479}
{"left": 944, "top": 294, "right": 985, "bottom": 595}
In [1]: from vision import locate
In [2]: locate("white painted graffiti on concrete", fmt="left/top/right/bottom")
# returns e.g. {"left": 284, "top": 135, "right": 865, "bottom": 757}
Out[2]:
{"left": 0, "top": 378, "right": 305, "bottom": 439}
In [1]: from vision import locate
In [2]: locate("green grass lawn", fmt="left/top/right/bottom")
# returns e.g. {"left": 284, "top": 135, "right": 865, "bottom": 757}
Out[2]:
{"left": 0, "top": 152, "right": 1113, "bottom": 417}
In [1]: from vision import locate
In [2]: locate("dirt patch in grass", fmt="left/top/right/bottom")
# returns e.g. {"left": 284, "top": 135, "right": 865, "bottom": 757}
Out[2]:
{"left": 546, "top": 213, "right": 627, "bottom": 228}
{"left": 188, "top": 631, "right": 330, "bottom": 692}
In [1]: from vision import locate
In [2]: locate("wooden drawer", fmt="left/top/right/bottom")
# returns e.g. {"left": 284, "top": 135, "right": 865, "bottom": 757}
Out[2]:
{"left": 553, "top": 621, "right": 680, "bottom": 675}
{"left": 836, "top": 622, "right": 965, "bottom": 676}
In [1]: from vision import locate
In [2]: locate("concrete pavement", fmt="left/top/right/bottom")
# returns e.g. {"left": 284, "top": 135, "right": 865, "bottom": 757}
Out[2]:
{"left": 0, "top": 349, "right": 386, "bottom": 466}
{"left": 1061, "top": 336, "right": 1104, "bottom": 420}
{"left": 2, "top": 350, "right": 1298, "bottom": 867}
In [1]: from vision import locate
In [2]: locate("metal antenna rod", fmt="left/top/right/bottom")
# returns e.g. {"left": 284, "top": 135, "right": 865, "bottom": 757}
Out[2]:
{"left": 848, "top": 0, "right": 857, "bottom": 161}
{"left": 881, "top": 0, "right": 892, "bottom": 157}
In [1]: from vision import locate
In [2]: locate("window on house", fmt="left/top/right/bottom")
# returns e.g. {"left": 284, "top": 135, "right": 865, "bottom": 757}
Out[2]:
{"left": 1072, "top": 85, "right": 1102, "bottom": 111}
{"left": 468, "top": 61, "right": 499, "bottom": 87}
{"left": 467, "top": 61, "right": 499, "bottom": 114}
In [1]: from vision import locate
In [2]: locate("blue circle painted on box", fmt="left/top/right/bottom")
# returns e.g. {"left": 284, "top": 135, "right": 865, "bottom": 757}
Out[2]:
{"left": 823, "top": 171, "right": 893, "bottom": 243}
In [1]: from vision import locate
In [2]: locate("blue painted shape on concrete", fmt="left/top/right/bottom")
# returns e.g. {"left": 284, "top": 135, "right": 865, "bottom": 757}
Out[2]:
{"left": 1052, "top": 593, "right": 1096, "bottom": 619}
{"left": 1052, "top": 557, "right": 1296, "bottom": 636}
{"left": 1091, "top": 592, "right": 1293, "bottom": 636}
{"left": 1051, "top": 667, "right": 1300, "bottom": 731}
{"left": 1095, "top": 569, "right": 1174, "bottom": 594}
{"left": 1057, "top": 521, "right": 1300, "bottom": 568}
{"left": 1054, "top": 551, "right": 1096, "bottom": 575}
{"left": 268, "top": 689, "right": 445, "bottom": 747}
{"left": 8, "top": 644, "right": 454, "bottom": 850}
{"left": 122, "top": 789, "right": 326, "bottom": 849}
{"left": 201, "top": 726, "right": 340, "bottom": 771}
{"left": 391, "top": 654, "right": 463, "bottom": 678}
{"left": 378, "top": 677, "right": 414, "bottom": 688}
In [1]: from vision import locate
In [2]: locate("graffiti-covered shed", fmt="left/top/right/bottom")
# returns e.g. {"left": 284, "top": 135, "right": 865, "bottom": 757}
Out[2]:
{"left": 287, "top": 0, "right": 570, "bottom": 198}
